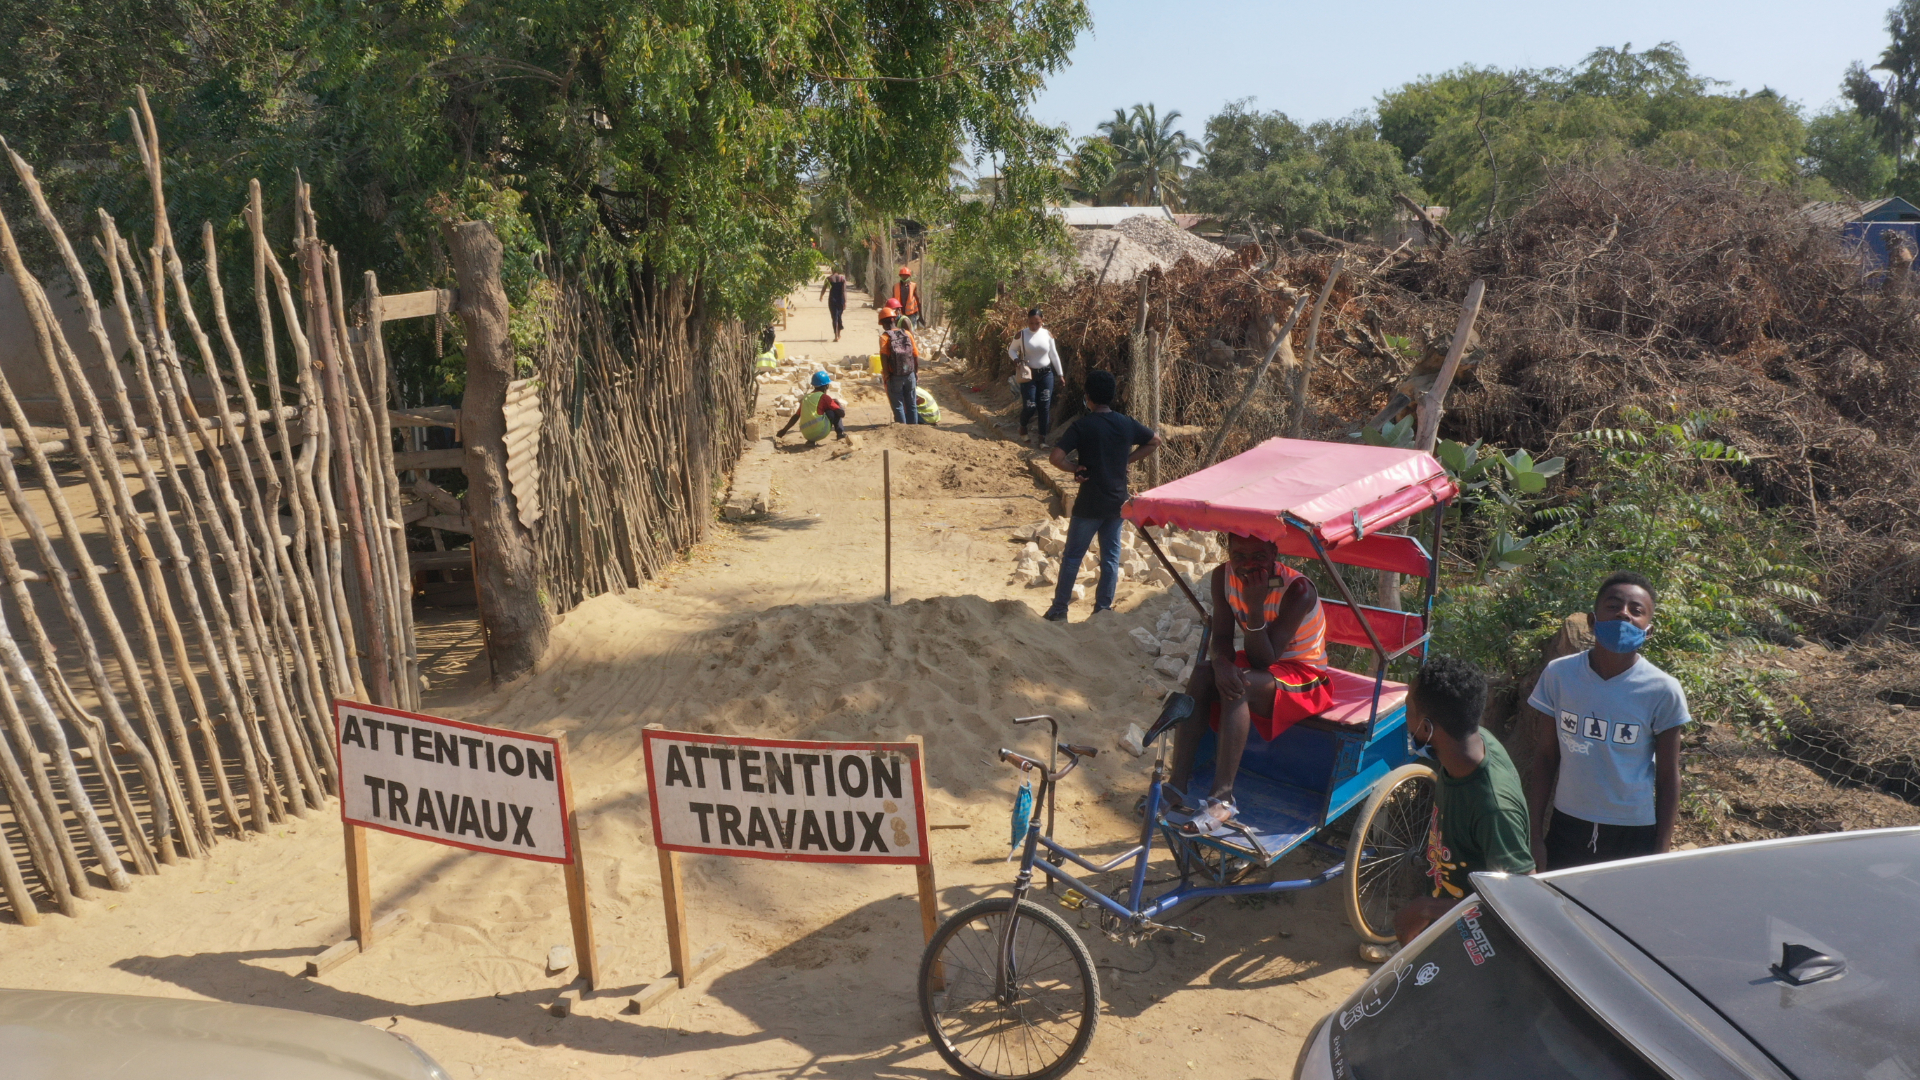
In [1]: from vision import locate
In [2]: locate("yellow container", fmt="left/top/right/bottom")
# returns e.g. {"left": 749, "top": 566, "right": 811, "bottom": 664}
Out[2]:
{"left": 774, "top": 342, "right": 786, "bottom": 360}
{"left": 869, "top": 354, "right": 884, "bottom": 373}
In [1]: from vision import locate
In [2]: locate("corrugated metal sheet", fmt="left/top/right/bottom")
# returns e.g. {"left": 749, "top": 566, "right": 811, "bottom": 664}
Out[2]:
{"left": 1801, "top": 197, "right": 1920, "bottom": 230}
{"left": 1048, "top": 205, "right": 1175, "bottom": 228}
{"left": 504, "top": 378, "right": 542, "bottom": 527}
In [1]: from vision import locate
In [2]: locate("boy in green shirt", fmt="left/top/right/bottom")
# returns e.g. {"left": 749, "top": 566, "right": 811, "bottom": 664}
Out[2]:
{"left": 1392, "top": 655, "right": 1535, "bottom": 945}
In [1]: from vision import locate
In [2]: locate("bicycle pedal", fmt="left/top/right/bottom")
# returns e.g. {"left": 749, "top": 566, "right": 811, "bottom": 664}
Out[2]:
{"left": 1057, "top": 889, "right": 1088, "bottom": 910}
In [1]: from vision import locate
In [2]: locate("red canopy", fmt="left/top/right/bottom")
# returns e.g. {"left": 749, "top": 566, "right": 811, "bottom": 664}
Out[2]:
{"left": 1124, "top": 438, "right": 1456, "bottom": 573}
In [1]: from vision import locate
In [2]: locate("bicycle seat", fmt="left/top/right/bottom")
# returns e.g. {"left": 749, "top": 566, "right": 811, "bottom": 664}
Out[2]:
{"left": 1142, "top": 692, "right": 1195, "bottom": 747}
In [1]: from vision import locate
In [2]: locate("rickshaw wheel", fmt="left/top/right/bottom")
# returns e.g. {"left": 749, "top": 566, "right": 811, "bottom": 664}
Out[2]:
{"left": 918, "top": 897, "right": 1100, "bottom": 1080}
{"left": 1343, "top": 763, "right": 1439, "bottom": 944}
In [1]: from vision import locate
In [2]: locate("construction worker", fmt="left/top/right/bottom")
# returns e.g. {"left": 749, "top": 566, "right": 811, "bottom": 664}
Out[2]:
{"left": 879, "top": 310, "right": 922, "bottom": 425}
{"left": 915, "top": 385, "right": 941, "bottom": 425}
{"left": 776, "top": 371, "right": 848, "bottom": 444}
{"left": 892, "top": 266, "right": 921, "bottom": 329}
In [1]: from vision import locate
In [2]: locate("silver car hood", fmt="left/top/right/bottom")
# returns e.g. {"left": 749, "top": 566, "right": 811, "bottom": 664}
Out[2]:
{"left": 0, "top": 988, "right": 448, "bottom": 1080}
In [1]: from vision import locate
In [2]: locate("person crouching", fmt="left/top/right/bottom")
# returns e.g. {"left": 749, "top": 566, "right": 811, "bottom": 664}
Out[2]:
{"left": 1168, "top": 533, "right": 1333, "bottom": 834}
{"left": 777, "top": 371, "right": 847, "bottom": 444}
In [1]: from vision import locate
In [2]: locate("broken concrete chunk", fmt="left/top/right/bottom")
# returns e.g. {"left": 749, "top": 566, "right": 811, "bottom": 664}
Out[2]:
{"left": 1120, "top": 723, "right": 1147, "bottom": 757}
{"left": 1153, "top": 655, "right": 1186, "bottom": 679}
{"left": 546, "top": 945, "right": 574, "bottom": 976}
{"left": 1128, "top": 627, "right": 1162, "bottom": 656}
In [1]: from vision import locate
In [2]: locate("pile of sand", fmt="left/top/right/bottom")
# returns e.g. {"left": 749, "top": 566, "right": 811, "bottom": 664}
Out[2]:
{"left": 649, "top": 594, "right": 1180, "bottom": 795}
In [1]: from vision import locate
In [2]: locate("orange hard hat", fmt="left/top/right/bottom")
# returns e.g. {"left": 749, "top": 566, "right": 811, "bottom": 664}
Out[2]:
{"left": 898, "top": 266, "right": 913, "bottom": 276}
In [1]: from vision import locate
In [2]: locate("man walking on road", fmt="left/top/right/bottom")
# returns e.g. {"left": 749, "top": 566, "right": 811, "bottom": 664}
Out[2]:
{"left": 818, "top": 267, "right": 848, "bottom": 341}
{"left": 879, "top": 311, "right": 922, "bottom": 425}
{"left": 1526, "top": 571, "right": 1691, "bottom": 870}
{"left": 1043, "top": 370, "right": 1159, "bottom": 621}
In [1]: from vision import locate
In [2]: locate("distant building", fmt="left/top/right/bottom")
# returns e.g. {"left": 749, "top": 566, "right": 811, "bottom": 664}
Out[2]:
{"left": 1375, "top": 205, "right": 1451, "bottom": 247}
{"left": 1801, "top": 197, "right": 1920, "bottom": 270}
{"left": 1047, "top": 205, "right": 1175, "bottom": 228}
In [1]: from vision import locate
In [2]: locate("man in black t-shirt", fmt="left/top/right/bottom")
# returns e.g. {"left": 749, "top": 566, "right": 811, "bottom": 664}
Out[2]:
{"left": 1043, "top": 370, "right": 1160, "bottom": 622}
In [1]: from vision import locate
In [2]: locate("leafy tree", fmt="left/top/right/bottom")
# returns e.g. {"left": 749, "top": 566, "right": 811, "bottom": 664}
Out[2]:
{"left": 1063, "top": 135, "right": 1117, "bottom": 204}
{"left": 3, "top": 0, "right": 1090, "bottom": 386}
{"left": 1379, "top": 44, "right": 1807, "bottom": 229}
{"left": 1186, "top": 101, "right": 1416, "bottom": 238}
{"left": 1845, "top": 1, "right": 1920, "bottom": 166}
{"left": 1804, "top": 108, "right": 1898, "bottom": 198}
{"left": 1097, "top": 103, "right": 1200, "bottom": 207}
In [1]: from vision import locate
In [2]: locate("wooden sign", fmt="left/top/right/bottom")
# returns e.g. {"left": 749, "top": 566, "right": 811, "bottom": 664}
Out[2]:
{"left": 634, "top": 730, "right": 939, "bottom": 1013}
{"left": 326, "top": 701, "right": 599, "bottom": 989}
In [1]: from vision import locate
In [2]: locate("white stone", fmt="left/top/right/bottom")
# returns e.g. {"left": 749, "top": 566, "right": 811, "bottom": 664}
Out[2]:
{"left": 1169, "top": 617, "right": 1192, "bottom": 641}
{"left": 1153, "top": 655, "right": 1186, "bottom": 679}
{"left": 1039, "top": 536, "right": 1065, "bottom": 557}
{"left": 1119, "top": 723, "right": 1147, "bottom": 757}
{"left": 1168, "top": 538, "right": 1207, "bottom": 561}
{"left": 1158, "top": 638, "right": 1186, "bottom": 659}
{"left": 1182, "top": 628, "right": 1204, "bottom": 653}
{"left": 1154, "top": 610, "right": 1173, "bottom": 636}
{"left": 1071, "top": 584, "right": 1086, "bottom": 602}
{"left": 1128, "top": 627, "right": 1161, "bottom": 656}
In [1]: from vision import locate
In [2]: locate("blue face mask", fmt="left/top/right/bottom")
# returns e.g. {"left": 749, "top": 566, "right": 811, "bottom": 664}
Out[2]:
{"left": 1410, "top": 720, "right": 1436, "bottom": 760}
{"left": 1594, "top": 618, "right": 1649, "bottom": 654}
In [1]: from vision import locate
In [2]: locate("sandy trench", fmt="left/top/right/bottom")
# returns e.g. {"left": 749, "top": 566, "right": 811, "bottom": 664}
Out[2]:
{"left": 0, "top": 282, "right": 1372, "bottom": 1079}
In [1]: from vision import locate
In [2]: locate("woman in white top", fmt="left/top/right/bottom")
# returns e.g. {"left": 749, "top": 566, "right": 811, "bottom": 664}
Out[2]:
{"left": 1008, "top": 308, "right": 1064, "bottom": 447}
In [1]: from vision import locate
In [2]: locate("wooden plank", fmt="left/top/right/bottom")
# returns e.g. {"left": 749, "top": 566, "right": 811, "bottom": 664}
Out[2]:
{"left": 629, "top": 976, "right": 679, "bottom": 1015}
{"left": 377, "top": 289, "right": 455, "bottom": 322}
{"left": 344, "top": 824, "right": 373, "bottom": 946}
{"left": 408, "top": 550, "right": 472, "bottom": 572}
{"left": 554, "top": 731, "right": 601, "bottom": 991}
{"left": 401, "top": 501, "right": 431, "bottom": 525}
{"left": 412, "top": 478, "right": 464, "bottom": 515}
{"left": 392, "top": 448, "right": 466, "bottom": 471}
{"left": 304, "top": 907, "right": 408, "bottom": 977}
{"left": 418, "top": 514, "right": 470, "bottom": 534}
{"left": 389, "top": 407, "right": 460, "bottom": 429}
{"left": 550, "top": 984, "right": 583, "bottom": 1018}
{"left": 658, "top": 847, "right": 690, "bottom": 987}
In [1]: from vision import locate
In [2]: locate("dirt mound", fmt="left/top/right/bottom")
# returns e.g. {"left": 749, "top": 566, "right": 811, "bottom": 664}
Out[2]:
{"left": 652, "top": 594, "right": 1167, "bottom": 795}
{"left": 1113, "top": 215, "right": 1232, "bottom": 268}
{"left": 1070, "top": 227, "right": 1166, "bottom": 283}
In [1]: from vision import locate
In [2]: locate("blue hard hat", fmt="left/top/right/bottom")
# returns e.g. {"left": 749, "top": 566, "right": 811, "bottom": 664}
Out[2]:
{"left": 811, "top": 371, "right": 831, "bottom": 388}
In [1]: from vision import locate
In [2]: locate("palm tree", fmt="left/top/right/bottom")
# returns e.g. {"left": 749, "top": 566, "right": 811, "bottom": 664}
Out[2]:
{"left": 1098, "top": 103, "right": 1200, "bottom": 207}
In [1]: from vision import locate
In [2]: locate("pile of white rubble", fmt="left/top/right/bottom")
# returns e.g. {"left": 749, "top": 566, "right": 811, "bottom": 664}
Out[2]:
{"left": 759, "top": 352, "right": 885, "bottom": 416}
{"left": 1008, "top": 520, "right": 1222, "bottom": 594}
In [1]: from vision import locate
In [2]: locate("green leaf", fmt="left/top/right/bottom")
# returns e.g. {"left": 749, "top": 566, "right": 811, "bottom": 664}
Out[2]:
{"left": 1513, "top": 470, "right": 1547, "bottom": 493}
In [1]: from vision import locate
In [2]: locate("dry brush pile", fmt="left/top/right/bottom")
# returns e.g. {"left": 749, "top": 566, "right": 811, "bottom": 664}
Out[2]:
{"left": 963, "top": 162, "right": 1920, "bottom": 641}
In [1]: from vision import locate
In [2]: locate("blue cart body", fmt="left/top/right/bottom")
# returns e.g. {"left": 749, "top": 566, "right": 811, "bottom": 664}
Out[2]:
{"left": 1182, "top": 692, "right": 1417, "bottom": 865}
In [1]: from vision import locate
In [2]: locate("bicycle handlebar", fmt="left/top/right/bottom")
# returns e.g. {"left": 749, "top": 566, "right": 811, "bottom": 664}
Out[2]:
{"left": 998, "top": 742, "right": 1089, "bottom": 782}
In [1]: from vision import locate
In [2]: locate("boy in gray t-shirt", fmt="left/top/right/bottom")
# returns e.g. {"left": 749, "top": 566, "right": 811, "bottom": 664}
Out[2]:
{"left": 1526, "top": 571, "right": 1691, "bottom": 869}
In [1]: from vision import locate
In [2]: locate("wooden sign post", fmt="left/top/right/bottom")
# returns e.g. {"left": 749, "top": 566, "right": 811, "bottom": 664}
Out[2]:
{"left": 636, "top": 730, "right": 939, "bottom": 1013}
{"left": 320, "top": 700, "right": 599, "bottom": 989}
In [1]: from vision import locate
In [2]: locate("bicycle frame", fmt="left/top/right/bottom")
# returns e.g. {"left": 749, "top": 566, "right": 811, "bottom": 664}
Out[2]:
{"left": 998, "top": 735, "right": 1345, "bottom": 963}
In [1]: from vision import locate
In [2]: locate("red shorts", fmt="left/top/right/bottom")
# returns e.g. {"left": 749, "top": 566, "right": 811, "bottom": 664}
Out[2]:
{"left": 1210, "top": 653, "right": 1334, "bottom": 741}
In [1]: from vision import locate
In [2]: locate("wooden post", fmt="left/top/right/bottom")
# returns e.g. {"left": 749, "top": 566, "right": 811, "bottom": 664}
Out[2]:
{"left": 883, "top": 449, "right": 893, "bottom": 604}
{"left": 909, "top": 735, "right": 939, "bottom": 944}
{"left": 657, "top": 846, "right": 690, "bottom": 987}
{"left": 344, "top": 822, "right": 373, "bottom": 946}
{"left": 1414, "top": 278, "right": 1487, "bottom": 454}
{"left": 1289, "top": 255, "right": 1347, "bottom": 438}
{"left": 445, "top": 221, "right": 550, "bottom": 683}
{"left": 553, "top": 732, "right": 600, "bottom": 990}
{"left": 1200, "top": 295, "right": 1306, "bottom": 469}
{"left": 1150, "top": 332, "right": 1162, "bottom": 488}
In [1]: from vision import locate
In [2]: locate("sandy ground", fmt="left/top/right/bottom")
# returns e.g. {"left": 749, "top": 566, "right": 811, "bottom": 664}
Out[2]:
{"left": 0, "top": 281, "right": 1370, "bottom": 1079}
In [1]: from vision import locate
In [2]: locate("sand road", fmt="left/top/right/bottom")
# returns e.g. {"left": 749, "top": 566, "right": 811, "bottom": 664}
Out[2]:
{"left": 0, "top": 282, "right": 1371, "bottom": 1079}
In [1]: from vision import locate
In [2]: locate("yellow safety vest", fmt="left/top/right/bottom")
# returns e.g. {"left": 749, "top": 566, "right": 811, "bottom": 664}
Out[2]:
{"left": 798, "top": 390, "right": 833, "bottom": 442}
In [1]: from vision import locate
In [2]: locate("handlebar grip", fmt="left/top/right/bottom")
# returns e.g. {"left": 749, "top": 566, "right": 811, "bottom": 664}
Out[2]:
{"left": 1061, "top": 743, "right": 1099, "bottom": 758}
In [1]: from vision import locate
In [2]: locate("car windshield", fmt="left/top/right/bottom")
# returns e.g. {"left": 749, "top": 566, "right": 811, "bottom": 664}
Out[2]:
{"left": 1328, "top": 901, "right": 1659, "bottom": 1080}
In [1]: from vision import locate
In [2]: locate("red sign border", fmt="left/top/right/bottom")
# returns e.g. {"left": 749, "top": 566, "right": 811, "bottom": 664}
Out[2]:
{"left": 333, "top": 699, "right": 574, "bottom": 865}
{"left": 642, "top": 729, "right": 931, "bottom": 867}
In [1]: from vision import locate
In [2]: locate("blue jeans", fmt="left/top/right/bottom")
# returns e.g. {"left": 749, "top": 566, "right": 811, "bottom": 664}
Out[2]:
{"left": 887, "top": 372, "right": 920, "bottom": 424}
{"left": 1020, "top": 367, "right": 1055, "bottom": 441}
{"left": 1046, "top": 515, "right": 1124, "bottom": 617}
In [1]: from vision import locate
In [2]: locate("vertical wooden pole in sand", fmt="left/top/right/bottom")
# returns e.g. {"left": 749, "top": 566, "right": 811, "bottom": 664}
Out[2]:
{"left": 883, "top": 449, "right": 893, "bottom": 604}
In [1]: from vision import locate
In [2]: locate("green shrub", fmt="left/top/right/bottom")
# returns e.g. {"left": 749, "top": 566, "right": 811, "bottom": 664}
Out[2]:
{"left": 1420, "top": 406, "right": 1818, "bottom": 729}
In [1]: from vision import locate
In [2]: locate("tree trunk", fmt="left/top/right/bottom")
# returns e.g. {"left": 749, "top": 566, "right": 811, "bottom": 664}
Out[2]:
{"left": 445, "top": 221, "right": 549, "bottom": 683}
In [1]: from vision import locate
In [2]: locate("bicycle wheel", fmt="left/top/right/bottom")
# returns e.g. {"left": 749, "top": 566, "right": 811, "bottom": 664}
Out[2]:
{"left": 918, "top": 897, "right": 1100, "bottom": 1080}
{"left": 1343, "top": 763, "right": 1438, "bottom": 944}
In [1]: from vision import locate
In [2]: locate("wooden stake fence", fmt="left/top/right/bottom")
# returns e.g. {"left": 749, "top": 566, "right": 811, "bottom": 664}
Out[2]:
{"left": 0, "top": 97, "right": 415, "bottom": 923}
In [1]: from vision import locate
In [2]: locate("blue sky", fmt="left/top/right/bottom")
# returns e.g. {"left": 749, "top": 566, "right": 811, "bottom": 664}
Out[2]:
{"left": 1031, "top": 0, "right": 1894, "bottom": 141}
